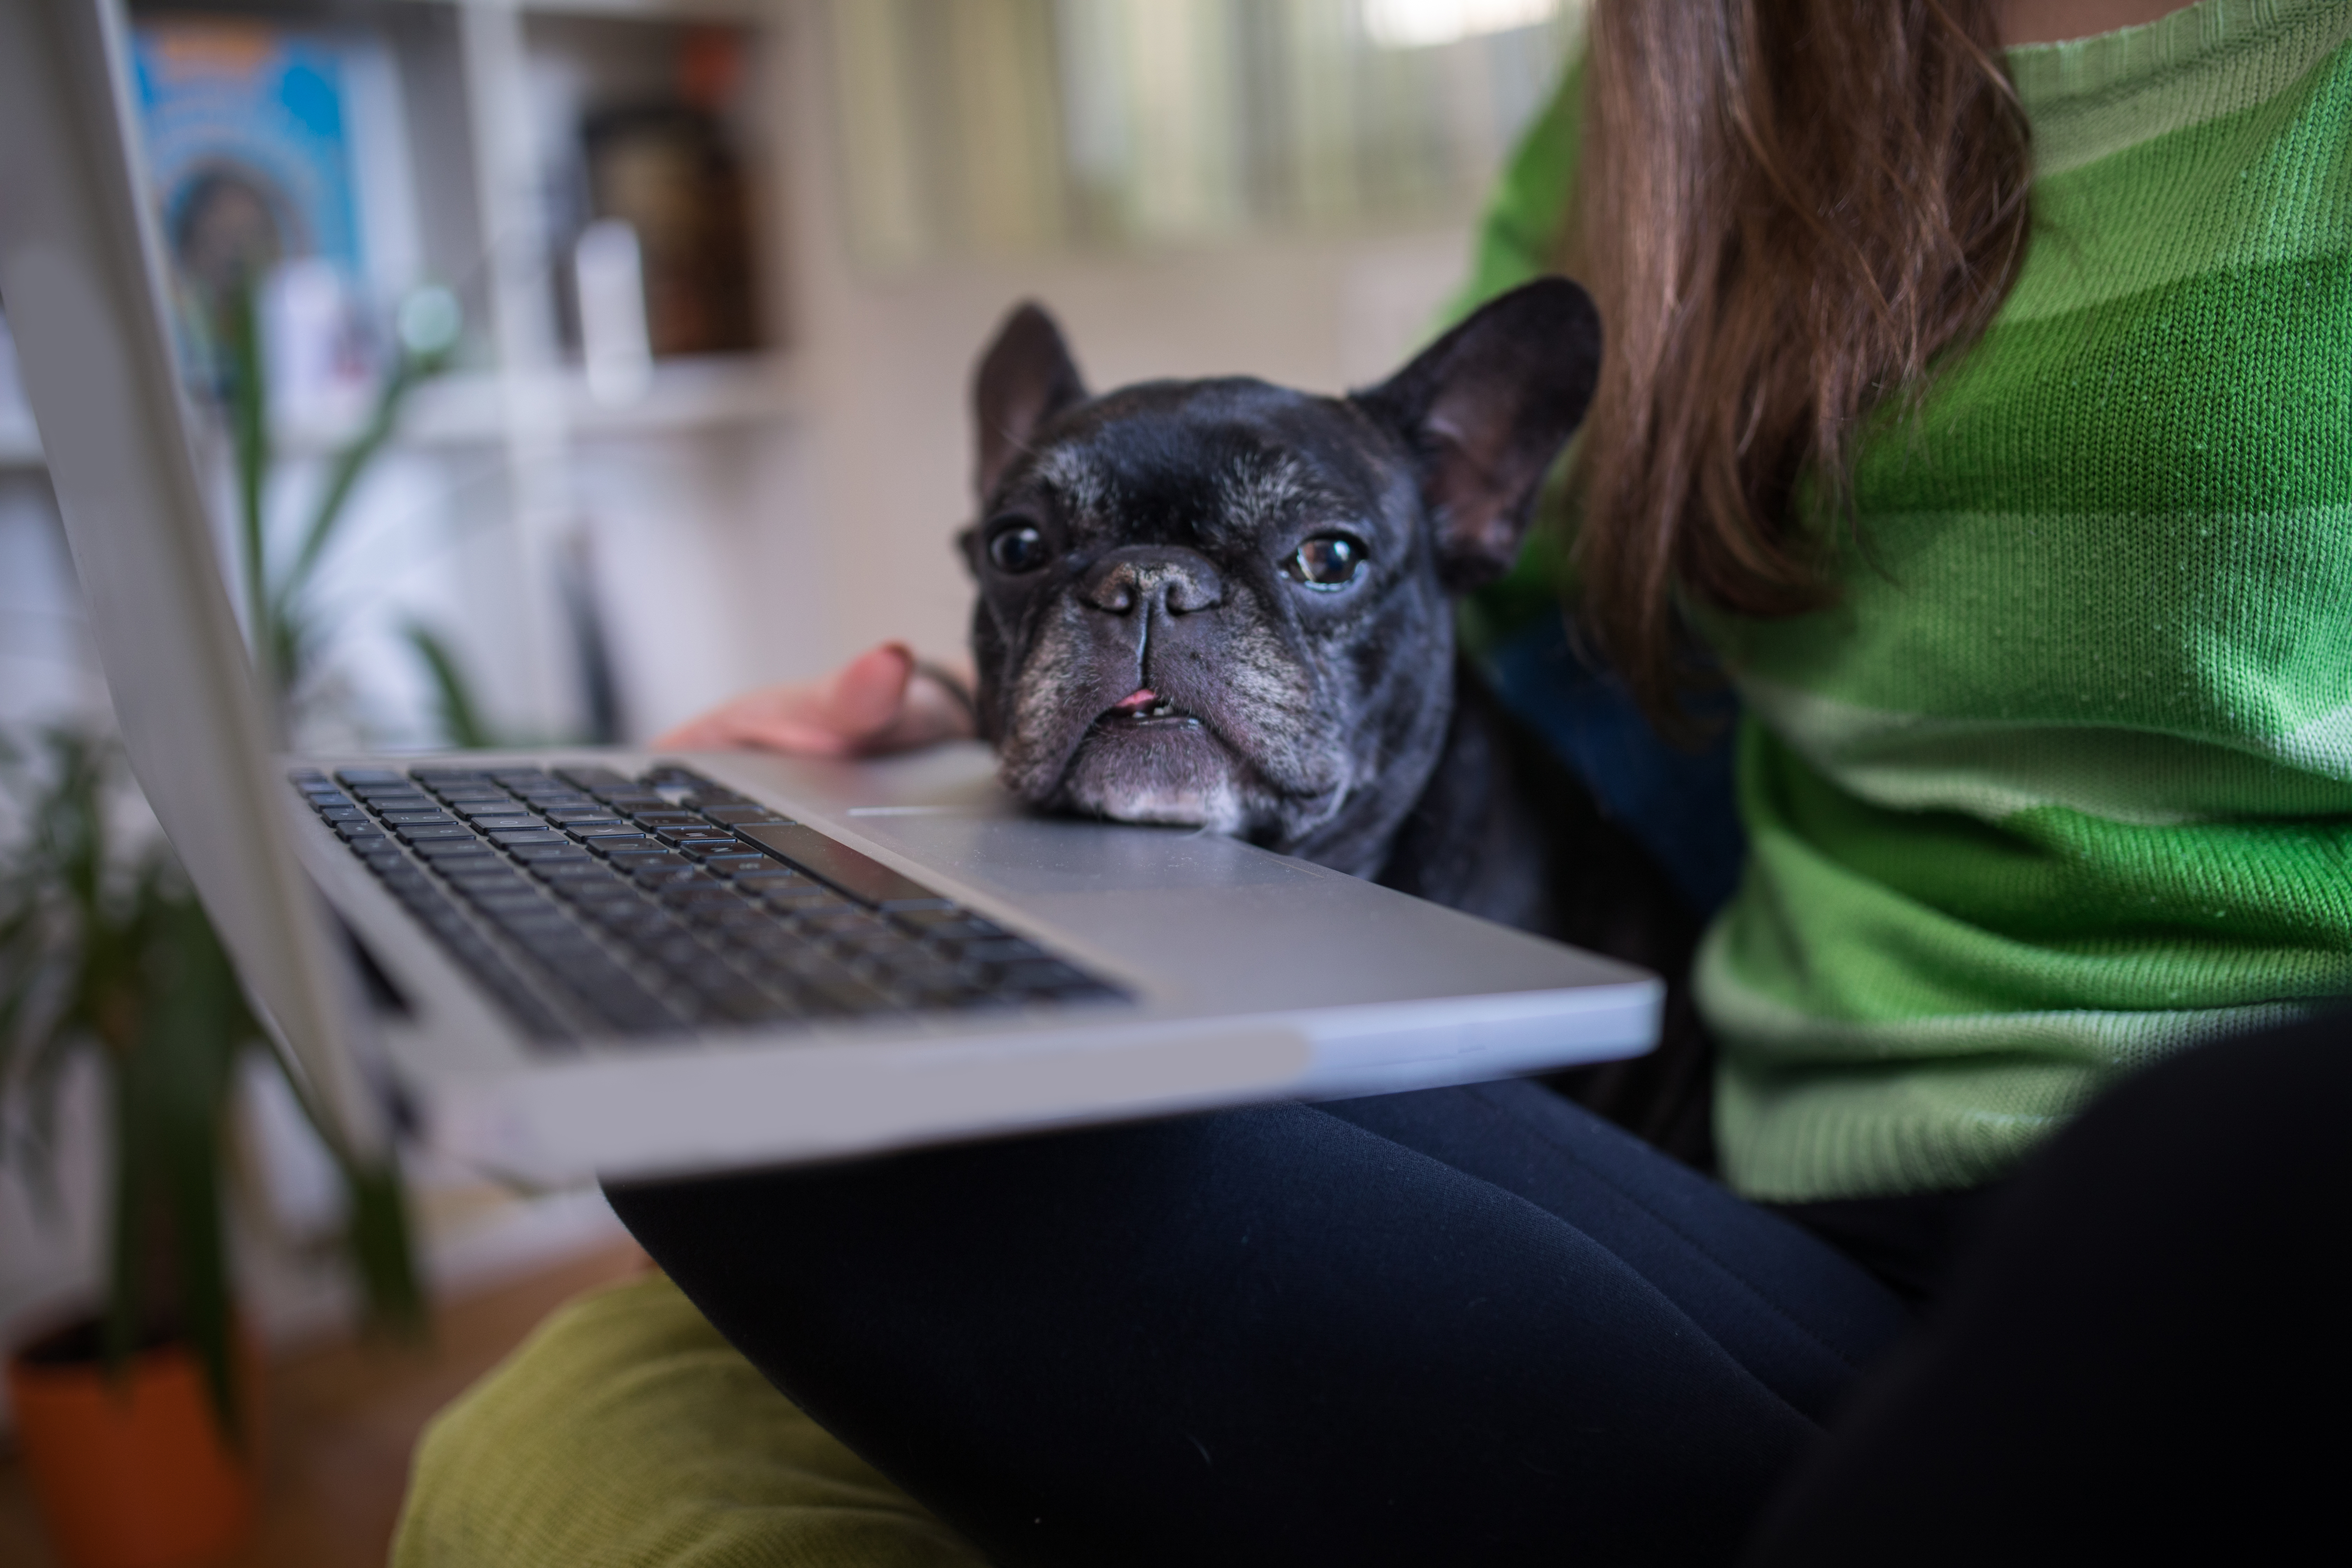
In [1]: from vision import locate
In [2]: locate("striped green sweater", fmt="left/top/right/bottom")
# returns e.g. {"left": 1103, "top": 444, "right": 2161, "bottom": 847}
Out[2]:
{"left": 1462, "top": 0, "right": 2352, "bottom": 1199}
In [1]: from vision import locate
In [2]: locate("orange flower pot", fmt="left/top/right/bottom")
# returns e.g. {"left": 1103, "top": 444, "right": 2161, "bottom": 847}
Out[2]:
{"left": 7, "top": 1318, "right": 262, "bottom": 1568}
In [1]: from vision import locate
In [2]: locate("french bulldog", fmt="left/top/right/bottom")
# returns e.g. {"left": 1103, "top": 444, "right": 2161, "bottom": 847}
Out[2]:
{"left": 956, "top": 279, "right": 1711, "bottom": 1162}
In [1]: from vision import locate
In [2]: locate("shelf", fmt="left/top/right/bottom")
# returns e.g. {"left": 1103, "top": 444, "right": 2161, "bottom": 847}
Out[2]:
{"left": 0, "top": 353, "right": 799, "bottom": 471}
{"left": 271, "top": 353, "right": 804, "bottom": 454}
{"left": 563, "top": 353, "right": 806, "bottom": 438}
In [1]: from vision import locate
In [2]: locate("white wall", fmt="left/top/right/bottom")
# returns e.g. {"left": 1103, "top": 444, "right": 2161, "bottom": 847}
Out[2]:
{"left": 741, "top": 0, "right": 1476, "bottom": 701}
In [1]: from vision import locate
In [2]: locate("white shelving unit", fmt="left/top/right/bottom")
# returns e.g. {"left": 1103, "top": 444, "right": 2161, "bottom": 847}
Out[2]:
{"left": 76, "top": 0, "right": 822, "bottom": 751}
{"left": 2, "top": 0, "right": 839, "bottom": 736}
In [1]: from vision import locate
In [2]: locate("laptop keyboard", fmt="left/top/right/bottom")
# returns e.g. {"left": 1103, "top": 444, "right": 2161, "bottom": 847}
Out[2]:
{"left": 288, "top": 762, "right": 1127, "bottom": 1044}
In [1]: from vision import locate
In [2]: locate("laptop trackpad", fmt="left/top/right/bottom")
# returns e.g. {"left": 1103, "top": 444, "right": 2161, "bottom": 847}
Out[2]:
{"left": 710, "top": 746, "right": 1311, "bottom": 894}
{"left": 840, "top": 814, "right": 1309, "bottom": 895}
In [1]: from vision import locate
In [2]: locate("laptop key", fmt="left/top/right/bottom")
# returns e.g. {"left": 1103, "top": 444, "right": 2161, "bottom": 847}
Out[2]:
{"left": 699, "top": 804, "right": 795, "bottom": 826}
{"left": 700, "top": 987, "right": 796, "bottom": 1024}
{"left": 510, "top": 844, "right": 596, "bottom": 865}
{"left": 583, "top": 834, "right": 654, "bottom": 856}
{"left": 447, "top": 884, "right": 531, "bottom": 907}
{"left": 761, "top": 893, "right": 858, "bottom": 922}
{"left": 609, "top": 847, "right": 688, "bottom": 869}
{"left": 589, "top": 996, "right": 681, "bottom": 1035}
{"left": 673, "top": 839, "right": 751, "bottom": 859}
{"left": 996, "top": 959, "right": 1094, "bottom": 991}
{"left": 734, "top": 825, "right": 940, "bottom": 909}
{"left": 657, "top": 950, "right": 733, "bottom": 986}
{"left": 762, "top": 958, "right": 896, "bottom": 1017}
{"left": 661, "top": 834, "right": 739, "bottom": 854}
{"left": 658, "top": 883, "right": 742, "bottom": 911}
{"left": 958, "top": 937, "right": 1048, "bottom": 965}
{"left": 680, "top": 853, "right": 765, "bottom": 877}
{"left": 414, "top": 839, "right": 499, "bottom": 860}
{"left": 549, "top": 877, "right": 638, "bottom": 903}
{"left": 904, "top": 913, "right": 1007, "bottom": 940}
{"left": 588, "top": 909, "right": 674, "bottom": 941}
{"left": 554, "top": 765, "right": 634, "bottom": 789}
{"left": 447, "top": 870, "right": 532, "bottom": 895}
{"left": 735, "top": 869, "right": 816, "bottom": 895}
{"left": 530, "top": 858, "right": 620, "bottom": 881}
{"left": 684, "top": 899, "right": 770, "bottom": 928}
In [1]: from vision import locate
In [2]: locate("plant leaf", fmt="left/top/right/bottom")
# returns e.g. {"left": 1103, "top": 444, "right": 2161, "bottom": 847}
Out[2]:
{"left": 252, "top": 1031, "right": 428, "bottom": 1343}
{"left": 221, "top": 284, "right": 274, "bottom": 700}
{"left": 280, "top": 358, "right": 420, "bottom": 602}
{"left": 402, "top": 622, "right": 497, "bottom": 750}
{"left": 114, "top": 892, "right": 251, "bottom": 1444}
{"left": 343, "top": 1156, "right": 427, "bottom": 1340}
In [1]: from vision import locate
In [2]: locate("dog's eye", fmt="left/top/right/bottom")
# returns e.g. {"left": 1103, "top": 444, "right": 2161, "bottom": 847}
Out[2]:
{"left": 1284, "top": 534, "right": 1365, "bottom": 590}
{"left": 987, "top": 524, "right": 1051, "bottom": 574}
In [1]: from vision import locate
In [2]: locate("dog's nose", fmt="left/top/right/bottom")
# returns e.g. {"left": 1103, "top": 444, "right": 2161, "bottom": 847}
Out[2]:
{"left": 1081, "top": 545, "right": 1225, "bottom": 617}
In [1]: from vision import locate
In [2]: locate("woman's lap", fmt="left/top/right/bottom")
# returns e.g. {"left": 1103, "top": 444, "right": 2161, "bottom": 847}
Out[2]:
{"left": 608, "top": 1079, "right": 1909, "bottom": 1568}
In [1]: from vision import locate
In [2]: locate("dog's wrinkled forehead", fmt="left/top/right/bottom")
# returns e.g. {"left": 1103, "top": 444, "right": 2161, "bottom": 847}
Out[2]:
{"left": 995, "top": 380, "right": 1406, "bottom": 548}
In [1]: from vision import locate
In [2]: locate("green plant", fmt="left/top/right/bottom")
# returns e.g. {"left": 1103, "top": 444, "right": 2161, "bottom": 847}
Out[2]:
{"left": 0, "top": 729, "right": 424, "bottom": 1442}
{"left": 217, "top": 281, "right": 469, "bottom": 721}
{"left": 402, "top": 621, "right": 499, "bottom": 750}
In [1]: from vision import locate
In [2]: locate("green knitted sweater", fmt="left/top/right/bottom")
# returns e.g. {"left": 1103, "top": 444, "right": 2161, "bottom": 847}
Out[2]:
{"left": 1463, "top": 0, "right": 2352, "bottom": 1199}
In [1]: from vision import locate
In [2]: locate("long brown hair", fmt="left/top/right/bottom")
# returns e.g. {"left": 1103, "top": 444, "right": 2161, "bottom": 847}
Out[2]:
{"left": 1567, "top": 0, "right": 2032, "bottom": 715}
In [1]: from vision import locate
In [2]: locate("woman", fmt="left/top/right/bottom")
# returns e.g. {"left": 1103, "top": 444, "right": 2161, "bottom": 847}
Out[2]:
{"left": 621, "top": 2, "right": 2352, "bottom": 1561}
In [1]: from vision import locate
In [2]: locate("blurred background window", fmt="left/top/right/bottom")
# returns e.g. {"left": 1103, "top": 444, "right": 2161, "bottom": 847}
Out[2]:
{"left": 832, "top": 0, "right": 1578, "bottom": 269}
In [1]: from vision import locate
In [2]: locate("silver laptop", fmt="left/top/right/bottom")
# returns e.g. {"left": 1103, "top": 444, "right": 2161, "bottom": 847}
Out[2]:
{"left": 0, "top": 0, "right": 1657, "bottom": 1188}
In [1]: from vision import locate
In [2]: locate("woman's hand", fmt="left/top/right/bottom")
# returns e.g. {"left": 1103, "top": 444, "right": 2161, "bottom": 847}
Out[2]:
{"left": 653, "top": 643, "right": 977, "bottom": 757}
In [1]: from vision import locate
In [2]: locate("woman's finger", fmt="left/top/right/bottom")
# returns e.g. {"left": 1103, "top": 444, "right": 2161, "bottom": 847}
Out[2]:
{"left": 813, "top": 644, "right": 918, "bottom": 741}
{"left": 650, "top": 643, "right": 933, "bottom": 755}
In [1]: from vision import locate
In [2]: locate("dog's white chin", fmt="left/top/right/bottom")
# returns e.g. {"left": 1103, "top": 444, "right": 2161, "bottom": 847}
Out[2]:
{"left": 1056, "top": 728, "right": 1252, "bottom": 834}
{"left": 1075, "top": 779, "right": 1246, "bottom": 834}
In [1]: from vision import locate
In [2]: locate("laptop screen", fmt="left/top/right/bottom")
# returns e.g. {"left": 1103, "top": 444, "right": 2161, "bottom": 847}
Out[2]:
{"left": 0, "top": 0, "right": 385, "bottom": 1153}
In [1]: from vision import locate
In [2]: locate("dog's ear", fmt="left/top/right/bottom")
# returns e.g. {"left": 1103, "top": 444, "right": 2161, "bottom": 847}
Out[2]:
{"left": 973, "top": 301, "right": 1087, "bottom": 504}
{"left": 1352, "top": 277, "right": 1601, "bottom": 592}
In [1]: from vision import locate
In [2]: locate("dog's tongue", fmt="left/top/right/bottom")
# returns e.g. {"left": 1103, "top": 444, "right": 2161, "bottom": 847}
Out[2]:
{"left": 1113, "top": 689, "right": 1158, "bottom": 712}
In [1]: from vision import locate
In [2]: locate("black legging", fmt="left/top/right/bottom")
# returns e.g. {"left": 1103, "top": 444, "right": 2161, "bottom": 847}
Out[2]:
{"left": 608, "top": 1013, "right": 2347, "bottom": 1566}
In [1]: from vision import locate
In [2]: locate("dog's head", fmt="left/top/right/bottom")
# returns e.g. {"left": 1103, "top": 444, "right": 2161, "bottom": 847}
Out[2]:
{"left": 958, "top": 279, "right": 1601, "bottom": 873}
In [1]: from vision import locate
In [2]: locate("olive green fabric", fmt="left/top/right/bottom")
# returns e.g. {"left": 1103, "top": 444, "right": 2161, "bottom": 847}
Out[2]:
{"left": 392, "top": 1274, "right": 987, "bottom": 1568}
{"left": 1457, "top": 0, "right": 2352, "bottom": 1199}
